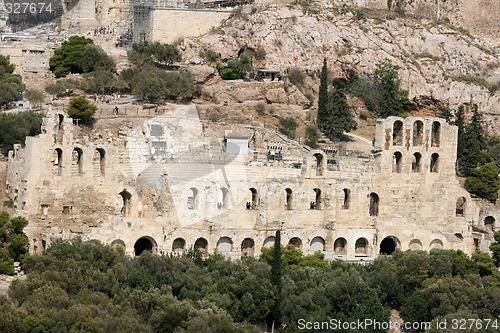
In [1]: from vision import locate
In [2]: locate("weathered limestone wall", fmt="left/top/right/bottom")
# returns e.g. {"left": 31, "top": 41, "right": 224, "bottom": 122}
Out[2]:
{"left": 6, "top": 106, "right": 494, "bottom": 260}
{"left": 151, "top": 9, "right": 231, "bottom": 43}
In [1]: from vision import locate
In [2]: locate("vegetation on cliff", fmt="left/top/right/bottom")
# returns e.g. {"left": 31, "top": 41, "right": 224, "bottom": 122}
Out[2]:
{"left": 0, "top": 55, "right": 25, "bottom": 108}
{"left": 0, "top": 212, "right": 29, "bottom": 275}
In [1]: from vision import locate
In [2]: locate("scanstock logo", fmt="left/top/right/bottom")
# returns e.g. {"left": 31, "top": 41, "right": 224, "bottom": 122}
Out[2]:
{"left": 0, "top": 0, "right": 75, "bottom": 31}
{"left": 126, "top": 105, "right": 250, "bottom": 227}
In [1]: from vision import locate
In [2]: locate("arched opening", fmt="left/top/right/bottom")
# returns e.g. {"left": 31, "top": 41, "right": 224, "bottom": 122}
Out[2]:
{"left": 392, "top": 152, "right": 402, "bottom": 173}
{"left": 94, "top": 148, "right": 105, "bottom": 176}
{"left": 194, "top": 238, "right": 208, "bottom": 253}
{"left": 263, "top": 236, "right": 276, "bottom": 248}
{"left": 430, "top": 153, "right": 439, "bottom": 173}
{"left": 172, "top": 238, "right": 186, "bottom": 253}
{"left": 218, "top": 187, "right": 229, "bottom": 210}
{"left": 241, "top": 238, "right": 255, "bottom": 257}
{"left": 355, "top": 238, "right": 368, "bottom": 255}
{"left": 53, "top": 148, "right": 63, "bottom": 176}
{"left": 380, "top": 237, "right": 398, "bottom": 255}
{"left": 412, "top": 152, "right": 422, "bottom": 172}
{"left": 187, "top": 187, "right": 198, "bottom": 210}
{"left": 485, "top": 216, "right": 495, "bottom": 231}
{"left": 111, "top": 239, "right": 126, "bottom": 249}
{"left": 393, "top": 120, "right": 403, "bottom": 146}
{"left": 288, "top": 237, "right": 302, "bottom": 249}
{"left": 310, "top": 236, "right": 325, "bottom": 252}
{"left": 285, "top": 188, "right": 293, "bottom": 210}
{"left": 456, "top": 197, "right": 466, "bottom": 217}
{"left": 369, "top": 193, "right": 379, "bottom": 217}
{"left": 334, "top": 237, "right": 347, "bottom": 254}
{"left": 429, "top": 239, "right": 443, "bottom": 250}
{"left": 310, "top": 188, "right": 321, "bottom": 210}
{"left": 408, "top": 239, "right": 422, "bottom": 250}
{"left": 413, "top": 121, "right": 423, "bottom": 146}
{"left": 431, "top": 121, "right": 440, "bottom": 147}
{"left": 247, "top": 188, "right": 258, "bottom": 210}
{"left": 119, "top": 190, "right": 132, "bottom": 216}
{"left": 216, "top": 237, "right": 233, "bottom": 253}
{"left": 134, "top": 237, "right": 156, "bottom": 256}
{"left": 313, "top": 153, "right": 324, "bottom": 176}
{"left": 71, "top": 148, "right": 83, "bottom": 176}
{"left": 342, "top": 188, "right": 350, "bottom": 210}
{"left": 58, "top": 114, "right": 64, "bottom": 130}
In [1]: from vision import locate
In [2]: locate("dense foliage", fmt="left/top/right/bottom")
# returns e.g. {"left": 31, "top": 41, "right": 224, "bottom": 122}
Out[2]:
{"left": 1, "top": 239, "right": 498, "bottom": 333}
{"left": 317, "top": 59, "right": 356, "bottom": 139}
{"left": 0, "top": 212, "right": 29, "bottom": 274}
{"left": 465, "top": 163, "right": 500, "bottom": 201}
{"left": 216, "top": 52, "right": 253, "bottom": 80}
{"left": 349, "top": 61, "right": 412, "bottom": 117}
{"left": 0, "top": 111, "right": 43, "bottom": 155}
{"left": 0, "top": 55, "right": 25, "bottom": 108}
{"left": 49, "top": 36, "right": 114, "bottom": 78}
{"left": 128, "top": 42, "right": 181, "bottom": 68}
{"left": 67, "top": 96, "right": 97, "bottom": 124}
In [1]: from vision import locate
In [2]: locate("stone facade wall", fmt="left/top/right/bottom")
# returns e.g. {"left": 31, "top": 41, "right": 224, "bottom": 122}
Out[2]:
{"left": 7, "top": 106, "right": 495, "bottom": 260}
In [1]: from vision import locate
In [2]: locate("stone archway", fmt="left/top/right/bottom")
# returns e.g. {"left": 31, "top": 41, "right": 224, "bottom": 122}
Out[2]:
{"left": 134, "top": 236, "right": 157, "bottom": 256}
{"left": 380, "top": 236, "right": 399, "bottom": 255}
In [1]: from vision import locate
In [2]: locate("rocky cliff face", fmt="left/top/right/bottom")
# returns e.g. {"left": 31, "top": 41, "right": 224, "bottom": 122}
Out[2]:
{"left": 181, "top": 5, "right": 500, "bottom": 133}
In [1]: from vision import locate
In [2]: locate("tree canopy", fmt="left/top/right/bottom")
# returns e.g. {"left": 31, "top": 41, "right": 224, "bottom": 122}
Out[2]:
{"left": 0, "top": 111, "right": 43, "bottom": 155}
{"left": 49, "top": 36, "right": 114, "bottom": 77}
{"left": 67, "top": 96, "right": 97, "bottom": 124}
{"left": 0, "top": 55, "right": 25, "bottom": 108}
{"left": 0, "top": 212, "right": 29, "bottom": 274}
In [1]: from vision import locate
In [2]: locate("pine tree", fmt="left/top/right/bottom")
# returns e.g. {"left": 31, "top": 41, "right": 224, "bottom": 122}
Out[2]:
{"left": 317, "top": 58, "right": 329, "bottom": 129}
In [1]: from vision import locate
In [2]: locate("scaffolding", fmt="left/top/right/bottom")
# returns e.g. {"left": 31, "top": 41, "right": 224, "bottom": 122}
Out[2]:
{"left": 129, "top": 0, "right": 253, "bottom": 43}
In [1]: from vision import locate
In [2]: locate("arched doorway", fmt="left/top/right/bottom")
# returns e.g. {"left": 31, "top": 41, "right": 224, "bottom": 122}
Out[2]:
{"left": 288, "top": 237, "right": 302, "bottom": 249}
{"left": 194, "top": 238, "right": 208, "bottom": 253}
{"left": 241, "top": 238, "right": 255, "bottom": 257}
{"left": 134, "top": 237, "right": 156, "bottom": 256}
{"left": 380, "top": 237, "right": 398, "bottom": 255}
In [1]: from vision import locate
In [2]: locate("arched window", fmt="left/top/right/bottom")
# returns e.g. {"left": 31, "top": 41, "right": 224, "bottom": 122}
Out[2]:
{"left": 342, "top": 189, "right": 351, "bottom": 210}
{"left": 219, "top": 187, "right": 229, "bottom": 209}
{"left": 393, "top": 120, "right": 403, "bottom": 146}
{"left": 172, "top": 238, "right": 186, "bottom": 253}
{"left": 94, "top": 148, "right": 105, "bottom": 176}
{"left": 369, "top": 193, "right": 379, "bottom": 217}
{"left": 485, "top": 216, "right": 495, "bottom": 231}
{"left": 355, "top": 238, "right": 368, "bottom": 255}
{"left": 413, "top": 121, "right": 423, "bottom": 146}
{"left": 194, "top": 238, "right": 208, "bottom": 253}
{"left": 119, "top": 190, "right": 132, "bottom": 216}
{"left": 310, "top": 188, "right": 321, "bottom": 210}
{"left": 430, "top": 153, "right": 439, "bottom": 173}
{"left": 247, "top": 188, "right": 258, "bottom": 210}
{"left": 53, "top": 148, "right": 63, "bottom": 176}
{"left": 392, "top": 152, "right": 402, "bottom": 173}
{"left": 334, "top": 238, "right": 347, "bottom": 254}
{"left": 134, "top": 237, "right": 157, "bottom": 256}
{"left": 313, "top": 153, "right": 324, "bottom": 176}
{"left": 408, "top": 239, "right": 422, "bottom": 250}
{"left": 456, "top": 197, "right": 466, "bottom": 216}
{"left": 285, "top": 188, "right": 293, "bottom": 210}
{"left": 263, "top": 236, "right": 275, "bottom": 248}
{"left": 188, "top": 187, "right": 198, "bottom": 210}
{"left": 310, "top": 237, "right": 325, "bottom": 252}
{"left": 71, "top": 148, "right": 83, "bottom": 176}
{"left": 380, "top": 237, "right": 399, "bottom": 255}
{"left": 431, "top": 121, "right": 440, "bottom": 147}
{"left": 429, "top": 239, "right": 443, "bottom": 250}
{"left": 216, "top": 237, "right": 233, "bottom": 253}
{"left": 288, "top": 237, "right": 302, "bottom": 249}
{"left": 241, "top": 238, "right": 255, "bottom": 257}
{"left": 412, "top": 152, "right": 422, "bottom": 172}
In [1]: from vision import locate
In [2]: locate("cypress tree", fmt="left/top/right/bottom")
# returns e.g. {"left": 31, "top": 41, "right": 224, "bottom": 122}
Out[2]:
{"left": 317, "top": 58, "right": 329, "bottom": 130}
{"left": 324, "top": 78, "right": 357, "bottom": 138}
{"left": 456, "top": 104, "right": 487, "bottom": 175}
{"left": 270, "top": 229, "right": 282, "bottom": 325}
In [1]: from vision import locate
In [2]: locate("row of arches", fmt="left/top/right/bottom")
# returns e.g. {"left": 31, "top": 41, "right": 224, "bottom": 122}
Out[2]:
{"left": 52, "top": 148, "right": 106, "bottom": 176}
{"left": 127, "top": 235, "right": 448, "bottom": 257}
{"left": 392, "top": 152, "right": 439, "bottom": 173}
{"left": 392, "top": 120, "right": 441, "bottom": 147}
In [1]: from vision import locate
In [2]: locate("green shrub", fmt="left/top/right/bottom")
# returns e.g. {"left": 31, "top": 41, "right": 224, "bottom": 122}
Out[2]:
{"left": 453, "top": 75, "right": 497, "bottom": 95}
{"left": 305, "top": 125, "right": 319, "bottom": 148}
{"left": 359, "top": 111, "right": 369, "bottom": 120}
{"left": 199, "top": 48, "right": 220, "bottom": 63}
{"left": 464, "top": 163, "right": 500, "bottom": 201}
{"left": 3, "top": 200, "right": 14, "bottom": 208}
{"left": 279, "top": 117, "right": 298, "bottom": 138}
{"left": 67, "top": 96, "right": 97, "bottom": 124}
